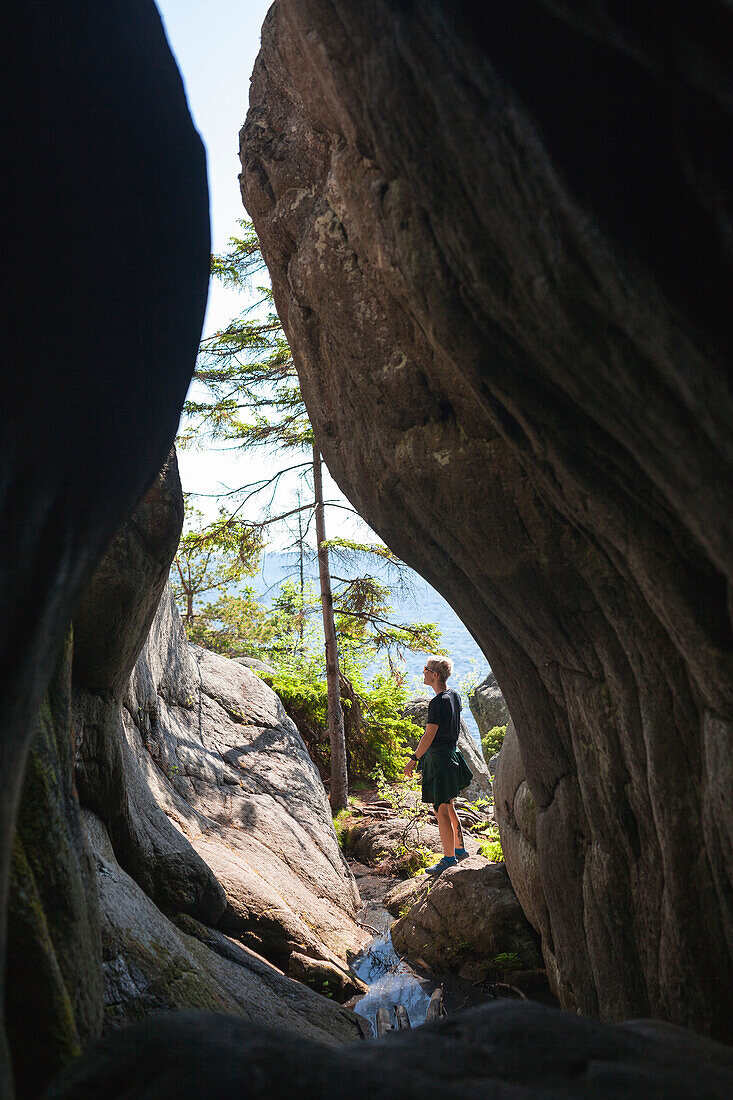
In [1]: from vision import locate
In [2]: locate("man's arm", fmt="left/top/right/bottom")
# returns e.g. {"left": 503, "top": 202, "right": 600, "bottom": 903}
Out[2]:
{"left": 404, "top": 723, "right": 438, "bottom": 776}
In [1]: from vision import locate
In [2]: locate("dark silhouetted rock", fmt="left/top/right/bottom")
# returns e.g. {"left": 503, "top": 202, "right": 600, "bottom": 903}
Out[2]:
{"left": 45, "top": 1002, "right": 733, "bottom": 1099}
{"left": 0, "top": 1, "right": 208, "bottom": 1087}
{"left": 241, "top": 0, "right": 733, "bottom": 1039}
{"left": 73, "top": 451, "right": 185, "bottom": 698}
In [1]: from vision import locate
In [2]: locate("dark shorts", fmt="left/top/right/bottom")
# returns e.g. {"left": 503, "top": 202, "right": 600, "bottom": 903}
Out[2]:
{"left": 418, "top": 746, "right": 473, "bottom": 810}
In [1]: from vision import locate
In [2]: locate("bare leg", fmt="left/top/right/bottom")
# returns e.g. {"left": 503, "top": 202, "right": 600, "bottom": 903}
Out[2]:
{"left": 436, "top": 803, "right": 455, "bottom": 856}
{"left": 447, "top": 800, "right": 465, "bottom": 850}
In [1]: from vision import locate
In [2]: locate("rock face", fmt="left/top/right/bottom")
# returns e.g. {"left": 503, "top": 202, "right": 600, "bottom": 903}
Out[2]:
{"left": 402, "top": 696, "right": 491, "bottom": 801}
{"left": 68, "top": 455, "right": 365, "bottom": 1020}
{"left": 6, "top": 455, "right": 368, "bottom": 1088}
{"left": 46, "top": 1003, "right": 733, "bottom": 1100}
{"left": 493, "top": 720, "right": 562, "bottom": 998}
{"left": 6, "top": 637, "right": 104, "bottom": 1098}
{"left": 233, "top": 656, "right": 277, "bottom": 674}
{"left": 241, "top": 0, "right": 733, "bottom": 1039}
{"left": 390, "top": 856, "right": 542, "bottom": 981}
{"left": 468, "top": 673, "right": 509, "bottom": 740}
{"left": 73, "top": 456, "right": 227, "bottom": 932}
{"left": 1, "top": 2, "right": 209, "bottom": 1087}
{"left": 83, "top": 810, "right": 364, "bottom": 1043}
{"left": 73, "top": 450, "right": 185, "bottom": 698}
{"left": 120, "top": 593, "right": 364, "bottom": 966}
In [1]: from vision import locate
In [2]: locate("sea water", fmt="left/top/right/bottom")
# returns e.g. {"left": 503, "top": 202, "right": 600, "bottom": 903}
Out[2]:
{"left": 252, "top": 552, "right": 488, "bottom": 745}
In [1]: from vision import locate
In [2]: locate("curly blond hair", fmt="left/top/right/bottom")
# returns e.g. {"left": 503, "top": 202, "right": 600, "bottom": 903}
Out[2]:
{"left": 426, "top": 656, "right": 454, "bottom": 682}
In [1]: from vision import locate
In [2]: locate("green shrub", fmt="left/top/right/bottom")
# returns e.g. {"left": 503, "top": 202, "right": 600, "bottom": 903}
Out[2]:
{"left": 481, "top": 724, "right": 506, "bottom": 760}
{"left": 263, "top": 655, "right": 417, "bottom": 783}
{"left": 489, "top": 951, "right": 520, "bottom": 974}
{"left": 399, "top": 845, "right": 434, "bottom": 877}
{"left": 478, "top": 839, "right": 504, "bottom": 862}
{"left": 178, "top": 564, "right": 443, "bottom": 787}
{"left": 332, "top": 809, "right": 353, "bottom": 849}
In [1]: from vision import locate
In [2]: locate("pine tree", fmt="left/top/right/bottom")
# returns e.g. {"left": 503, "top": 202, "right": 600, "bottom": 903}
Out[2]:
{"left": 177, "top": 221, "right": 441, "bottom": 811}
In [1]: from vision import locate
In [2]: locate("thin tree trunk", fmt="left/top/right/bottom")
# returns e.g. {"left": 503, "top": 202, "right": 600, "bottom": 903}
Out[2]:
{"left": 313, "top": 445, "right": 348, "bottom": 812}
{"left": 297, "top": 491, "right": 305, "bottom": 655}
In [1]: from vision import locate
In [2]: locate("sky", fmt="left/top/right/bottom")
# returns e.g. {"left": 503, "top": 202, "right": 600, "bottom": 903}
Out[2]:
{"left": 156, "top": 0, "right": 361, "bottom": 540}
{"left": 155, "top": 1, "right": 490, "bottom": 693}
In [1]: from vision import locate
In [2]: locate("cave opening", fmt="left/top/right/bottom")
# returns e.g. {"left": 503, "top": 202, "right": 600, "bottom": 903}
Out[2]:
{"left": 2, "top": 1, "right": 733, "bottom": 1096}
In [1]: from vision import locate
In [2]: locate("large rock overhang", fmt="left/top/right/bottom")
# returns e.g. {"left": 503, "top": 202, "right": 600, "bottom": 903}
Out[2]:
{"left": 240, "top": 0, "right": 733, "bottom": 1039}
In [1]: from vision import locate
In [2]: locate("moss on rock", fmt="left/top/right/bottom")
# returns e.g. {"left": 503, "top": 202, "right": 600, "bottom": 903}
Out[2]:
{"left": 6, "top": 631, "right": 103, "bottom": 1096}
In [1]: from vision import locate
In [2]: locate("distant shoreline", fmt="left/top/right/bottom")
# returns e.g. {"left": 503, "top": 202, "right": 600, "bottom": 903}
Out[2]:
{"left": 252, "top": 551, "right": 488, "bottom": 745}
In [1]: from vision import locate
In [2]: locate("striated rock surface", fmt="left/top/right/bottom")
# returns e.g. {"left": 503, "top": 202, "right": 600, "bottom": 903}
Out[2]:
{"left": 241, "top": 0, "right": 733, "bottom": 1038}
{"left": 73, "top": 454, "right": 227, "bottom": 930}
{"left": 84, "top": 810, "right": 365, "bottom": 1043}
{"left": 46, "top": 1003, "right": 733, "bottom": 1100}
{"left": 123, "top": 593, "right": 364, "bottom": 966}
{"left": 67, "top": 453, "right": 366, "bottom": 1033}
{"left": 468, "top": 673, "right": 509, "bottom": 741}
{"left": 402, "top": 695, "right": 491, "bottom": 801}
{"left": 493, "top": 720, "right": 562, "bottom": 998}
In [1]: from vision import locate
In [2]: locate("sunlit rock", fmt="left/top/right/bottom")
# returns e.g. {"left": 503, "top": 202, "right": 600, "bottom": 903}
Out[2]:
{"left": 468, "top": 673, "right": 510, "bottom": 740}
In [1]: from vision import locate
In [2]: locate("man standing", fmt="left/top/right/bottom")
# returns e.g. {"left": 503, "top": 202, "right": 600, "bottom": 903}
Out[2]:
{"left": 404, "top": 656, "right": 473, "bottom": 874}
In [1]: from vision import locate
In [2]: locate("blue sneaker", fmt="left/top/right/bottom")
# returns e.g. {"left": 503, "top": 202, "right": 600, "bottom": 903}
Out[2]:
{"left": 426, "top": 856, "right": 457, "bottom": 876}
{"left": 454, "top": 847, "right": 470, "bottom": 861}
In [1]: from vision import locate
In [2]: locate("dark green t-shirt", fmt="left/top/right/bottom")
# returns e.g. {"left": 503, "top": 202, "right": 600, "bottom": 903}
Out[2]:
{"left": 427, "top": 689, "right": 461, "bottom": 748}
